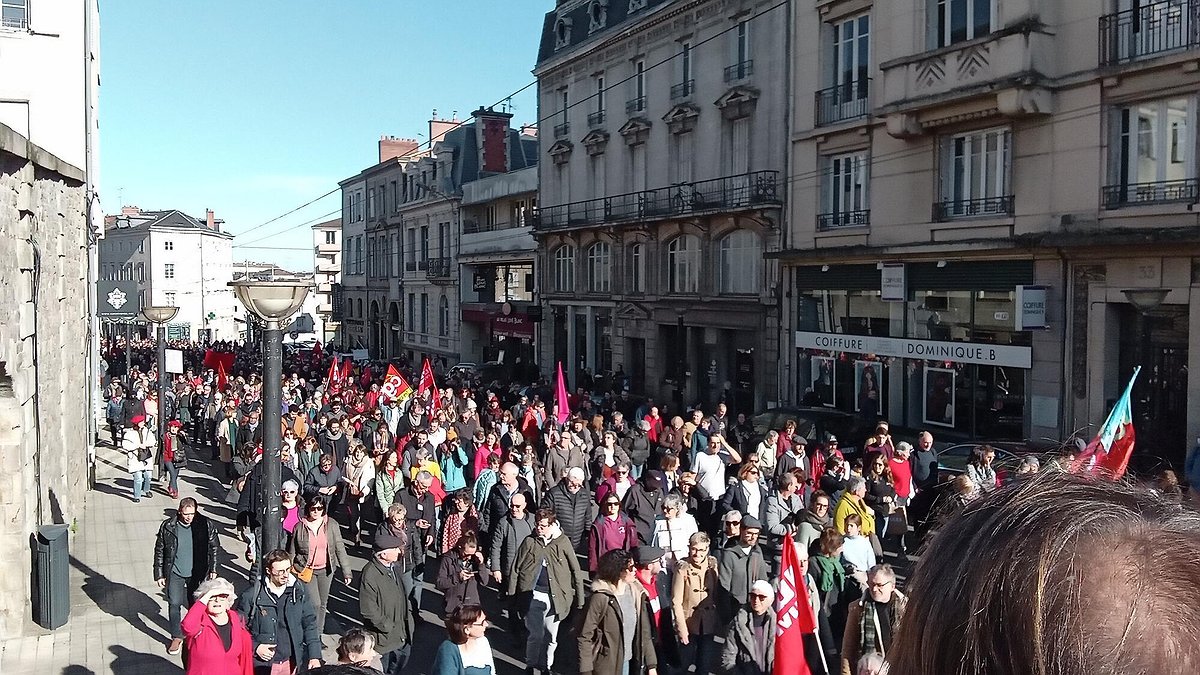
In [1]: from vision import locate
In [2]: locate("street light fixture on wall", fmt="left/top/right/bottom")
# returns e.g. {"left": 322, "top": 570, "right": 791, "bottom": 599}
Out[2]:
{"left": 140, "top": 305, "right": 178, "bottom": 481}
{"left": 1121, "top": 288, "right": 1169, "bottom": 313}
{"left": 228, "top": 279, "right": 312, "bottom": 554}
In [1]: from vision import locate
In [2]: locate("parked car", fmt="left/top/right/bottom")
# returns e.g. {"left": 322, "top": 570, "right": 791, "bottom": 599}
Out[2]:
{"left": 749, "top": 407, "right": 876, "bottom": 459}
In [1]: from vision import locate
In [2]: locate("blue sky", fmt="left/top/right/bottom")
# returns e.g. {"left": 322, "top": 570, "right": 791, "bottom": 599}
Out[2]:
{"left": 100, "top": 1, "right": 546, "bottom": 271}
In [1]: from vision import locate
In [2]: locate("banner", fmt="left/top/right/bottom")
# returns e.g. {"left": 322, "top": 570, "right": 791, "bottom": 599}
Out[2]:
{"left": 381, "top": 365, "right": 414, "bottom": 404}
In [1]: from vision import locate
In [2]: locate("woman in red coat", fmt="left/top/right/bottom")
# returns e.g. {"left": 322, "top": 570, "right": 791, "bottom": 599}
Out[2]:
{"left": 180, "top": 577, "right": 253, "bottom": 675}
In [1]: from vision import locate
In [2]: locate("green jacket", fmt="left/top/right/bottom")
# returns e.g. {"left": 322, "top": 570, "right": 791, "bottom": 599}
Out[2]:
{"left": 505, "top": 528, "right": 584, "bottom": 618}
{"left": 578, "top": 579, "right": 657, "bottom": 675}
{"left": 358, "top": 558, "right": 414, "bottom": 653}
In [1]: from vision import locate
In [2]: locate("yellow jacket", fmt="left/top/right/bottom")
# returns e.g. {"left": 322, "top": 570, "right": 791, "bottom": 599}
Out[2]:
{"left": 834, "top": 494, "right": 876, "bottom": 536}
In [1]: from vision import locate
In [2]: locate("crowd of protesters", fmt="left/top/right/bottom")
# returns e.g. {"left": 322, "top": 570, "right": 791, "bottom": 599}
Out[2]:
{"left": 102, "top": 335, "right": 1200, "bottom": 675}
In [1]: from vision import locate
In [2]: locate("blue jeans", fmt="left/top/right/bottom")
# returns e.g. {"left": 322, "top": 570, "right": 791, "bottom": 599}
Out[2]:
{"left": 675, "top": 634, "right": 720, "bottom": 675}
{"left": 166, "top": 572, "right": 198, "bottom": 638}
{"left": 165, "top": 462, "right": 180, "bottom": 493}
{"left": 131, "top": 470, "right": 151, "bottom": 499}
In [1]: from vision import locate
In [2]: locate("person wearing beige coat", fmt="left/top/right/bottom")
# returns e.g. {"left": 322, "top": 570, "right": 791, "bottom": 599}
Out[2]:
{"left": 671, "top": 532, "right": 721, "bottom": 675}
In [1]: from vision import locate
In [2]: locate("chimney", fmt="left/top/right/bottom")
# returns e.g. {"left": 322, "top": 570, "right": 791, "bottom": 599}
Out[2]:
{"left": 121, "top": 205, "right": 141, "bottom": 215}
{"left": 206, "top": 209, "right": 216, "bottom": 230}
{"left": 379, "top": 135, "right": 420, "bottom": 162}
{"left": 473, "top": 106, "right": 515, "bottom": 174}
{"left": 519, "top": 123, "right": 538, "bottom": 139}
{"left": 429, "top": 109, "right": 459, "bottom": 146}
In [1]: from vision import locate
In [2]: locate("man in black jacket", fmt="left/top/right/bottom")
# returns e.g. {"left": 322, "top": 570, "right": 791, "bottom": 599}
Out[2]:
{"left": 479, "top": 462, "right": 536, "bottom": 547}
{"left": 154, "top": 498, "right": 219, "bottom": 655}
{"left": 395, "top": 471, "right": 436, "bottom": 619}
{"left": 359, "top": 534, "right": 414, "bottom": 675}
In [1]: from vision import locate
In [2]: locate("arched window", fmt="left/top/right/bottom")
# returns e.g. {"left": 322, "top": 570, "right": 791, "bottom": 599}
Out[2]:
{"left": 553, "top": 245, "right": 576, "bottom": 292}
{"left": 439, "top": 296, "right": 450, "bottom": 337}
{"left": 717, "top": 229, "right": 761, "bottom": 294}
{"left": 628, "top": 243, "right": 645, "bottom": 294}
{"left": 587, "top": 242, "right": 611, "bottom": 293}
{"left": 667, "top": 235, "right": 700, "bottom": 293}
{"left": 344, "top": 299, "right": 353, "bottom": 319}
{"left": 356, "top": 298, "right": 364, "bottom": 318}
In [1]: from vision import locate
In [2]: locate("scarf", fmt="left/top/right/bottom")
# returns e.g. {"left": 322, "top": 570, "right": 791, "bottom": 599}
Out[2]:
{"left": 441, "top": 511, "right": 465, "bottom": 553}
{"left": 811, "top": 554, "right": 845, "bottom": 594}
{"left": 859, "top": 593, "right": 906, "bottom": 659}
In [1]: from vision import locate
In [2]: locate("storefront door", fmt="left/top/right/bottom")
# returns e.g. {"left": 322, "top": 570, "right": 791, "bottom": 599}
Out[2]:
{"left": 1118, "top": 304, "right": 1189, "bottom": 471}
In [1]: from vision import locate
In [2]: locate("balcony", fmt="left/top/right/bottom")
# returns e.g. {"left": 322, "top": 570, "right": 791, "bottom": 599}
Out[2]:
{"left": 818, "top": 210, "right": 871, "bottom": 229}
{"left": 1100, "top": 0, "right": 1200, "bottom": 65}
{"left": 932, "top": 195, "right": 1014, "bottom": 222}
{"left": 815, "top": 80, "right": 871, "bottom": 126}
{"left": 317, "top": 282, "right": 333, "bottom": 294}
{"left": 316, "top": 260, "right": 339, "bottom": 274}
{"left": 670, "top": 80, "right": 695, "bottom": 100}
{"left": 626, "top": 96, "right": 647, "bottom": 114}
{"left": 426, "top": 257, "right": 453, "bottom": 281}
{"left": 878, "top": 26, "right": 1053, "bottom": 137}
{"left": 531, "top": 170, "right": 781, "bottom": 231}
{"left": 724, "top": 60, "right": 754, "bottom": 82}
{"left": 1102, "top": 178, "right": 1199, "bottom": 209}
{"left": 587, "top": 110, "right": 606, "bottom": 126}
{"left": 553, "top": 122, "right": 570, "bottom": 138}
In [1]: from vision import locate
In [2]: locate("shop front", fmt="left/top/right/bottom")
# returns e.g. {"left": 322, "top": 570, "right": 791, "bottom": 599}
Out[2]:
{"left": 789, "top": 260, "right": 1039, "bottom": 443}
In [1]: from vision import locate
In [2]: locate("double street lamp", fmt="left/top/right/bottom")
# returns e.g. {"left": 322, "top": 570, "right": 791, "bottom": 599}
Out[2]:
{"left": 140, "top": 305, "right": 179, "bottom": 474}
{"left": 229, "top": 279, "right": 312, "bottom": 554}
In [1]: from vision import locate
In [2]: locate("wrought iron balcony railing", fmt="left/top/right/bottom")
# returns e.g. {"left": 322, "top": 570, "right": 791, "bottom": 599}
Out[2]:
{"left": 1102, "top": 178, "right": 1199, "bottom": 208}
{"left": 670, "top": 80, "right": 695, "bottom": 100}
{"left": 1099, "top": 0, "right": 1200, "bottom": 65}
{"left": 553, "top": 122, "right": 570, "bottom": 138}
{"left": 626, "top": 96, "right": 647, "bottom": 114}
{"left": 817, "top": 209, "right": 871, "bottom": 229}
{"left": 932, "top": 195, "right": 1015, "bottom": 221}
{"left": 531, "top": 170, "right": 781, "bottom": 230}
{"left": 724, "top": 59, "right": 754, "bottom": 82}
{"left": 426, "top": 257, "right": 453, "bottom": 279}
{"left": 815, "top": 80, "right": 871, "bottom": 126}
{"left": 587, "top": 110, "right": 606, "bottom": 126}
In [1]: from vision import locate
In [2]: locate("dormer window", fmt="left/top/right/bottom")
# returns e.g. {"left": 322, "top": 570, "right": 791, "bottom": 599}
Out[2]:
{"left": 628, "top": 0, "right": 648, "bottom": 12}
{"left": 555, "top": 17, "right": 573, "bottom": 49}
{"left": 588, "top": 0, "right": 608, "bottom": 33}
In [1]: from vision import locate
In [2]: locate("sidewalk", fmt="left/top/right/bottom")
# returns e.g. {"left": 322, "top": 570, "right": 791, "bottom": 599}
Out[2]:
{"left": 0, "top": 429, "right": 533, "bottom": 675}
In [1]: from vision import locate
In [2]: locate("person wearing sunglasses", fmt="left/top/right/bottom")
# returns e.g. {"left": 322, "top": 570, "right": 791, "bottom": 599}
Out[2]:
{"left": 180, "top": 577, "right": 253, "bottom": 674}
{"left": 719, "top": 579, "right": 777, "bottom": 675}
{"left": 429, "top": 604, "right": 496, "bottom": 675}
{"left": 288, "top": 498, "right": 353, "bottom": 640}
{"left": 588, "top": 494, "right": 639, "bottom": 573}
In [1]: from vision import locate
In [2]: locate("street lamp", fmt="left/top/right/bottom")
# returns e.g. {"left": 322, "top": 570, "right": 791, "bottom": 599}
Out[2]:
{"left": 228, "top": 279, "right": 312, "bottom": 554}
{"left": 140, "top": 305, "right": 178, "bottom": 480}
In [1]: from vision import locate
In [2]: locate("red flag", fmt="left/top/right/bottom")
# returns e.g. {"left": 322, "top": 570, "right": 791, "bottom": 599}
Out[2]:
{"left": 327, "top": 356, "right": 340, "bottom": 386}
{"left": 417, "top": 359, "right": 441, "bottom": 412}
{"left": 312, "top": 341, "right": 323, "bottom": 357}
{"left": 216, "top": 361, "right": 228, "bottom": 392}
{"left": 203, "top": 349, "right": 235, "bottom": 374}
{"left": 381, "top": 365, "right": 413, "bottom": 403}
{"left": 361, "top": 365, "right": 374, "bottom": 388}
{"left": 1071, "top": 366, "right": 1140, "bottom": 479}
{"left": 554, "top": 361, "right": 571, "bottom": 425}
{"left": 775, "top": 533, "right": 814, "bottom": 675}
{"left": 340, "top": 358, "right": 354, "bottom": 386}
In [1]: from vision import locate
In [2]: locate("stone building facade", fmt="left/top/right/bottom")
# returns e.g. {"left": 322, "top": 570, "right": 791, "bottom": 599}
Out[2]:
{"left": 0, "top": 123, "right": 91, "bottom": 639}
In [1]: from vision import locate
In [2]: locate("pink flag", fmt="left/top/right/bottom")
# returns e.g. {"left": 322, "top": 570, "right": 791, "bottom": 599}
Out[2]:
{"left": 555, "top": 361, "right": 570, "bottom": 425}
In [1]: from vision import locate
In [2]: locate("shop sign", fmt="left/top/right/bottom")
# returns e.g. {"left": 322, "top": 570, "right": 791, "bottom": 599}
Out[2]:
{"left": 492, "top": 314, "right": 534, "bottom": 338}
{"left": 794, "top": 330, "right": 1032, "bottom": 369}
{"left": 880, "top": 263, "right": 906, "bottom": 302}
{"left": 1015, "top": 285, "right": 1048, "bottom": 331}
{"left": 473, "top": 273, "right": 489, "bottom": 291}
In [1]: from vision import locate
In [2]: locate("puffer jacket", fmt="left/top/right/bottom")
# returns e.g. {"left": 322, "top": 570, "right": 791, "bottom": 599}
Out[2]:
{"left": 541, "top": 480, "right": 595, "bottom": 554}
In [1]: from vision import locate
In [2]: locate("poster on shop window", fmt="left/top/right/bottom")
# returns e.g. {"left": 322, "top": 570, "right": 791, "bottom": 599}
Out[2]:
{"left": 854, "top": 360, "right": 883, "bottom": 417}
{"left": 810, "top": 356, "right": 836, "bottom": 408}
{"left": 923, "top": 366, "right": 956, "bottom": 428}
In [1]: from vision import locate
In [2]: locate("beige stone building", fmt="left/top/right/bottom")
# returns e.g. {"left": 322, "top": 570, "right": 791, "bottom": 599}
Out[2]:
{"left": 533, "top": 0, "right": 788, "bottom": 413}
{"left": 780, "top": 0, "right": 1200, "bottom": 467}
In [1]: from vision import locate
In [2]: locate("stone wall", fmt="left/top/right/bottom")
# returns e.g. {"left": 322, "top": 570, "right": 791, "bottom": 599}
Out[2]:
{"left": 0, "top": 123, "right": 90, "bottom": 640}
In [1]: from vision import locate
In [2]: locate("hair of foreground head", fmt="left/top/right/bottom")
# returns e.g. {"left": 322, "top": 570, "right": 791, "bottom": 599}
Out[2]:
{"left": 890, "top": 471, "right": 1200, "bottom": 675}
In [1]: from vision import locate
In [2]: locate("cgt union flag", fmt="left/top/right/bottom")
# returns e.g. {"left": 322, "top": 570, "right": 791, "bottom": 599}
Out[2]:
{"left": 380, "top": 365, "right": 413, "bottom": 404}
{"left": 417, "top": 358, "right": 441, "bottom": 413}
{"left": 1072, "top": 366, "right": 1141, "bottom": 479}
{"left": 775, "top": 533, "right": 816, "bottom": 675}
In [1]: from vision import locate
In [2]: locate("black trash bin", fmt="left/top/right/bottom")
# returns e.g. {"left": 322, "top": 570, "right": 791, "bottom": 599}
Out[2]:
{"left": 33, "top": 524, "right": 70, "bottom": 629}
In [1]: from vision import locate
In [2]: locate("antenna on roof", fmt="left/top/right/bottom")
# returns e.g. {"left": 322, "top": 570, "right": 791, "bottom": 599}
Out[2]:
{"left": 501, "top": 97, "right": 515, "bottom": 113}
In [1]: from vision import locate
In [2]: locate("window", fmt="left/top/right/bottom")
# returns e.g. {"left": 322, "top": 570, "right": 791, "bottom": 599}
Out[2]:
{"left": 667, "top": 235, "right": 700, "bottom": 293}
{"left": 587, "top": 242, "right": 611, "bottom": 293}
{"left": 1107, "top": 98, "right": 1195, "bottom": 207}
{"left": 407, "top": 293, "right": 415, "bottom": 328}
{"left": 671, "top": 133, "right": 695, "bottom": 185}
{"left": 165, "top": 292, "right": 176, "bottom": 306}
{"left": 937, "top": 126, "right": 1012, "bottom": 219}
{"left": 590, "top": 75, "right": 606, "bottom": 126}
{"left": 164, "top": 241, "right": 174, "bottom": 251}
{"left": 439, "top": 296, "right": 449, "bottom": 337}
{"left": 355, "top": 237, "right": 363, "bottom": 274}
{"left": 420, "top": 293, "right": 429, "bottom": 333}
{"left": 628, "top": 60, "right": 647, "bottom": 113}
{"left": 831, "top": 14, "right": 870, "bottom": 107}
{"left": 726, "top": 20, "right": 753, "bottom": 81}
{"left": 346, "top": 299, "right": 354, "bottom": 319}
{"left": 1, "top": 0, "right": 28, "bottom": 30}
{"left": 407, "top": 229, "right": 417, "bottom": 269}
{"left": 420, "top": 226, "right": 430, "bottom": 268}
{"left": 673, "top": 42, "right": 694, "bottom": 98}
{"left": 368, "top": 188, "right": 376, "bottom": 218}
{"left": 629, "top": 243, "right": 645, "bottom": 293}
{"left": 718, "top": 230, "right": 761, "bottom": 294}
{"left": 931, "top": 0, "right": 992, "bottom": 49}
{"left": 553, "top": 245, "right": 576, "bottom": 292}
{"left": 438, "top": 222, "right": 450, "bottom": 259}
{"left": 588, "top": 0, "right": 607, "bottom": 32}
{"left": 821, "top": 152, "right": 870, "bottom": 227}
{"left": 164, "top": 263, "right": 175, "bottom": 280}
{"left": 325, "top": 230, "right": 336, "bottom": 245}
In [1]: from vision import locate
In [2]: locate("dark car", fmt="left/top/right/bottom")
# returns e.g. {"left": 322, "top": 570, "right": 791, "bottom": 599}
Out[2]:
{"left": 749, "top": 407, "right": 878, "bottom": 459}
{"left": 936, "top": 442, "right": 1025, "bottom": 476}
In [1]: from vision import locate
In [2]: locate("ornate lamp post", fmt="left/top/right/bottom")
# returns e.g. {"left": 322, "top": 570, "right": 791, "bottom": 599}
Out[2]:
{"left": 228, "top": 280, "right": 312, "bottom": 553}
{"left": 140, "top": 305, "right": 178, "bottom": 473}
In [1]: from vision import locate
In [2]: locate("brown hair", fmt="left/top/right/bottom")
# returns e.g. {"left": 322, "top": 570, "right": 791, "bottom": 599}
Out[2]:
{"left": 844, "top": 513, "right": 862, "bottom": 529}
{"left": 818, "top": 527, "right": 844, "bottom": 557}
{"left": 889, "top": 472, "right": 1200, "bottom": 675}
{"left": 865, "top": 450, "right": 894, "bottom": 483}
{"left": 445, "top": 604, "right": 484, "bottom": 645}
